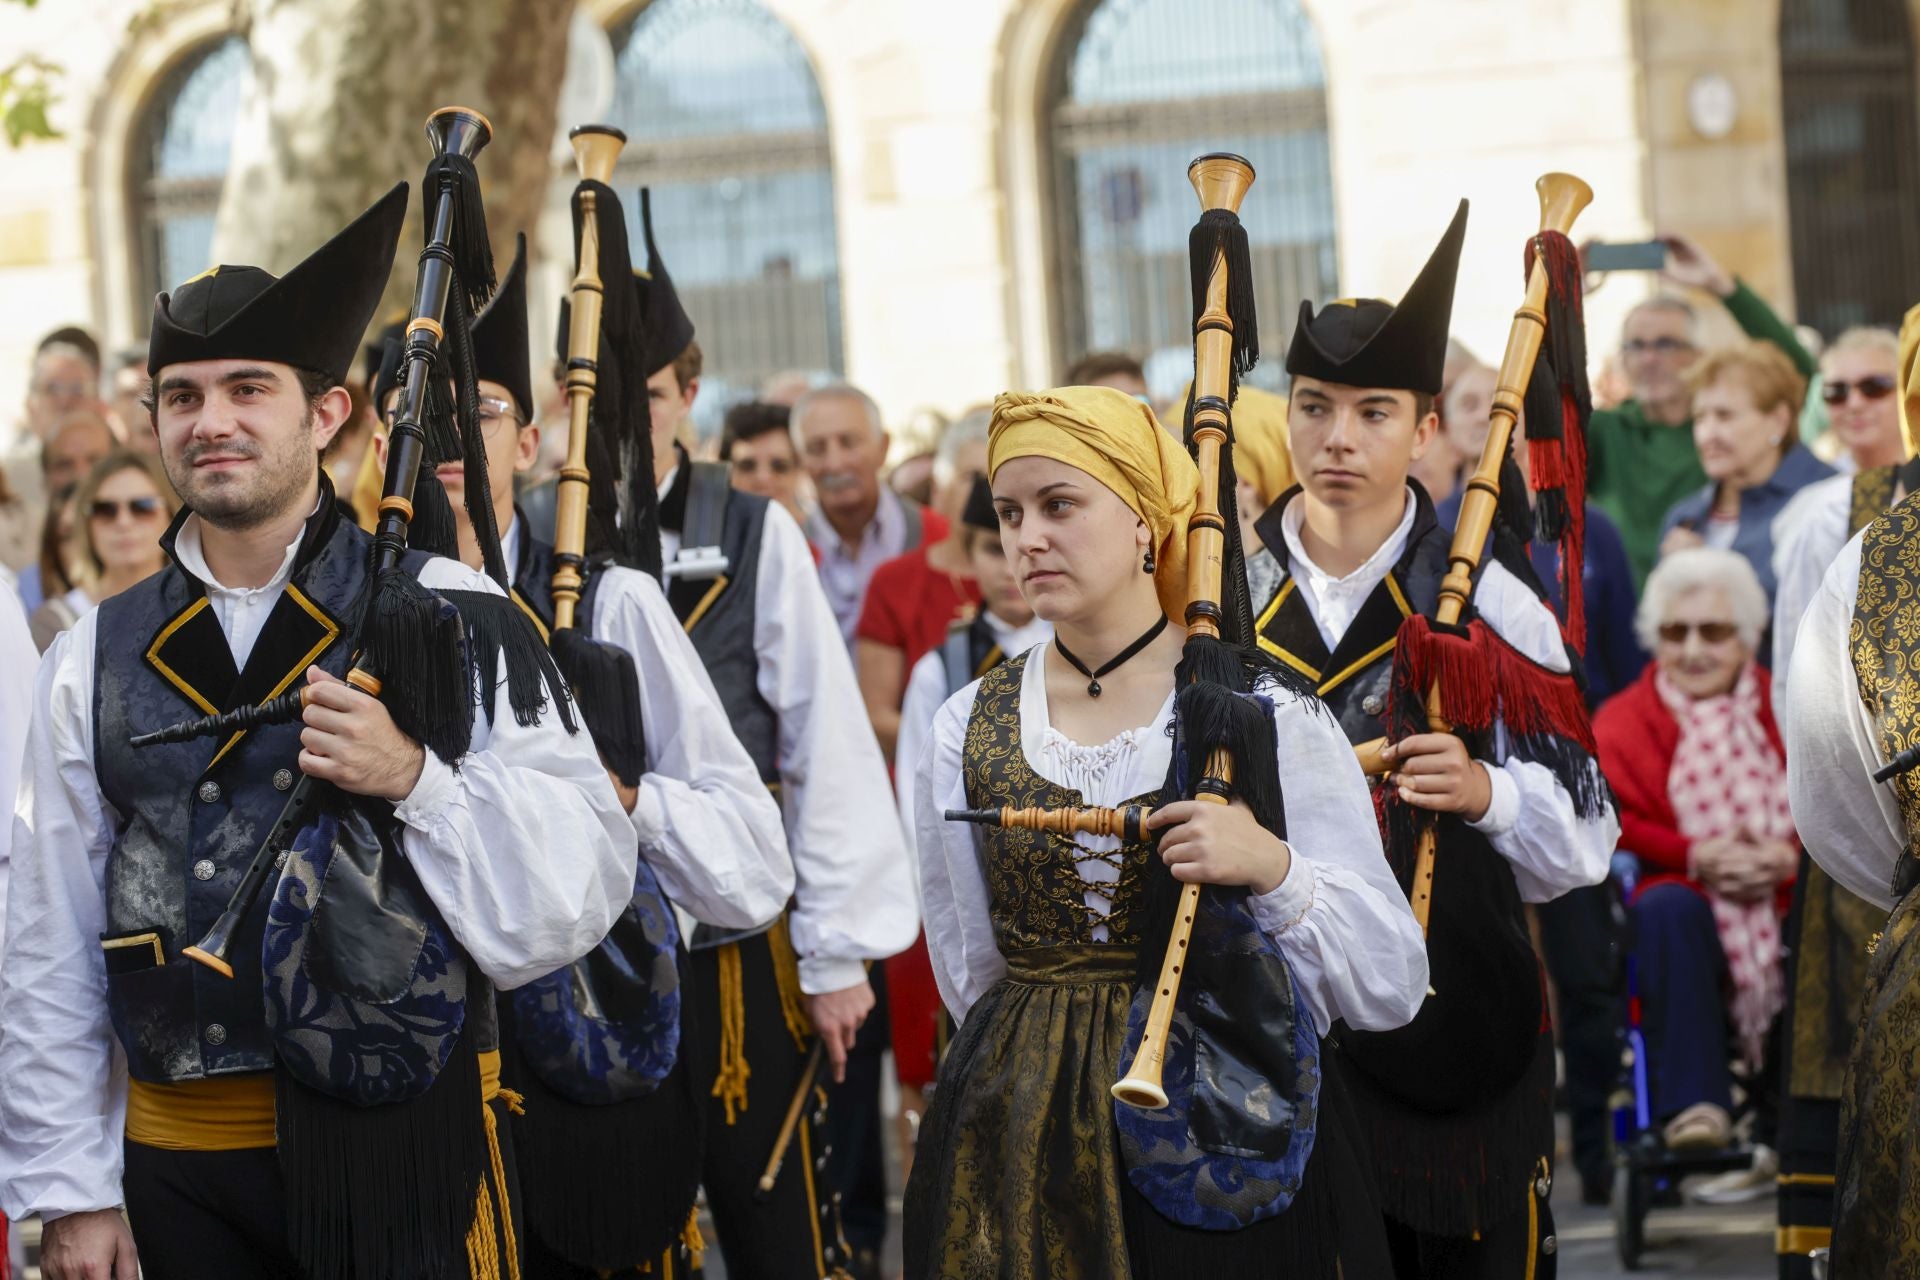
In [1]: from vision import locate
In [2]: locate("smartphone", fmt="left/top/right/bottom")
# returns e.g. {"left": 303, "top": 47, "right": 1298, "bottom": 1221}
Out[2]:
{"left": 1586, "top": 240, "right": 1667, "bottom": 272}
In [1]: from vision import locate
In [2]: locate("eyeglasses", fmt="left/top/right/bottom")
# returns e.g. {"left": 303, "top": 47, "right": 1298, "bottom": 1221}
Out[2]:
{"left": 1821, "top": 375, "right": 1897, "bottom": 405}
{"left": 1656, "top": 621, "right": 1739, "bottom": 644}
{"left": 34, "top": 379, "right": 92, "bottom": 399}
{"left": 90, "top": 496, "right": 163, "bottom": 522}
{"left": 477, "top": 397, "right": 525, "bottom": 431}
{"left": 1622, "top": 337, "right": 1694, "bottom": 356}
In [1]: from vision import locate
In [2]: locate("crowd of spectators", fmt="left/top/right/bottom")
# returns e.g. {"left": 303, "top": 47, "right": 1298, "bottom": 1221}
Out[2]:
{"left": 0, "top": 225, "right": 1890, "bottom": 1250}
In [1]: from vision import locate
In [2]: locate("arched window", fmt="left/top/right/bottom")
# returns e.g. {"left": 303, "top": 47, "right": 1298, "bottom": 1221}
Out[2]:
{"left": 129, "top": 36, "right": 250, "bottom": 318}
{"left": 1047, "top": 0, "right": 1336, "bottom": 389}
{"left": 607, "top": 0, "right": 842, "bottom": 424}
{"left": 1781, "top": 0, "right": 1920, "bottom": 334}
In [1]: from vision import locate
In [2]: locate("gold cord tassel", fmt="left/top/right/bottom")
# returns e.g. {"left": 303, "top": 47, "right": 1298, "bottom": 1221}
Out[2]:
{"left": 682, "top": 1208, "right": 706, "bottom": 1270}
{"left": 768, "top": 918, "right": 814, "bottom": 1051}
{"left": 711, "top": 942, "right": 751, "bottom": 1124}
{"left": 465, "top": 1089, "right": 526, "bottom": 1280}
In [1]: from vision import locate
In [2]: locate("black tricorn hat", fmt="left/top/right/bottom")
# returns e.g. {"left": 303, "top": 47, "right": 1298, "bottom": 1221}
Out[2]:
{"left": 1285, "top": 199, "right": 1468, "bottom": 396}
{"left": 148, "top": 182, "right": 408, "bottom": 383}
{"left": 471, "top": 233, "right": 533, "bottom": 421}
{"left": 632, "top": 189, "right": 695, "bottom": 379}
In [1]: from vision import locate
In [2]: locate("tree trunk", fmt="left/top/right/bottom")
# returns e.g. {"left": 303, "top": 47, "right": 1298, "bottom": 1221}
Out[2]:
{"left": 211, "top": 0, "right": 573, "bottom": 340}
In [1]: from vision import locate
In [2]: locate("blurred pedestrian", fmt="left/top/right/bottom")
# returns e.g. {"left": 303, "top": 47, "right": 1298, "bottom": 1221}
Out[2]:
{"left": 29, "top": 452, "right": 175, "bottom": 651}
{"left": 720, "top": 399, "right": 807, "bottom": 523}
{"left": 1064, "top": 350, "right": 1149, "bottom": 400}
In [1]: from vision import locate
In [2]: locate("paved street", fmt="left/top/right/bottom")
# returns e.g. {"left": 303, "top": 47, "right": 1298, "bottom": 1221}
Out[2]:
{"left": 1552, "top": 1181, "right": 1776, "bottom": 1278}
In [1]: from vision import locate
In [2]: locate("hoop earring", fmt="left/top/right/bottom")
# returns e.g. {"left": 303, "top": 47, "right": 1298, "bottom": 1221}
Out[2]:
{"left": 1142, "top": 547, "right": 1156, "bottom": 574}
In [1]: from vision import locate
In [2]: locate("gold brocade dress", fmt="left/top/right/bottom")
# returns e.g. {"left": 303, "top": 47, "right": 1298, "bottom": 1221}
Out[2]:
{"left": 902, "top": 654, "right": 1160, "bottom": 1280}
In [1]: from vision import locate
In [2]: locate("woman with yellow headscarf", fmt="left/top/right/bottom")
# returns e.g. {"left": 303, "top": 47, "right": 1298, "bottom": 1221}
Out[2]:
{"left": 900, "top": 385, "right": 1425, "bottom": 1278}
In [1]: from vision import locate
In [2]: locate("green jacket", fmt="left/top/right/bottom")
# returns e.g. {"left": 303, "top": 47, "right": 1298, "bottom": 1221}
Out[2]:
{"left": 1588, "top": 280, "right": 1816, "bottom": 588}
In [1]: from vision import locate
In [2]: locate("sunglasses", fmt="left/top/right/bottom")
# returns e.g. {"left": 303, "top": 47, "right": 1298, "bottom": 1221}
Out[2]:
{"left": 1657, "top": 621, "right": 1739, "bottom": 644}
{"left": 731, "top": 456, "right": 795, "bottom": 476}
{"left": 90, "top": 496, "right": 163, "bottom": 521}
{"left": 1821, "top": 375, "right": 1897, "bottom": 405}
{"left": 1622, "top": 337, "right": 1694, "bottom": 356}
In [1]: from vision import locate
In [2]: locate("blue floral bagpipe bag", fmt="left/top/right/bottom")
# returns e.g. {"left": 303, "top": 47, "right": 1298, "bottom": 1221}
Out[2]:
{"left": 1113, "top": 673, "right": 1323, "bottom": 1233}
{"left": 509, "top": 858, "right": 682, "bottom": 1104}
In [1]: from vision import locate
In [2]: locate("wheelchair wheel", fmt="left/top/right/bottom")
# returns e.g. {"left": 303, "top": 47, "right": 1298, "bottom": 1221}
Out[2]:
{"left": 1613, "top": 1160, "right": 1649, "bottom": 1270}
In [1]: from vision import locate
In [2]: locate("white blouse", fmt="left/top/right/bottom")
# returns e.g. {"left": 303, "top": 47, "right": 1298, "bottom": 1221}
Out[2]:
{"left": 911, "top": 645, "right": 1430, "bottom": 1035}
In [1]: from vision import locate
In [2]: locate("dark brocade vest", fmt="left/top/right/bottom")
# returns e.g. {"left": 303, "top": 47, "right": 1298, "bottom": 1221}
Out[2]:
{"left": 1833, "top": 491, "right": 1920, "bottom": 1278}
{"left": 1250, "top": 485, "right": 1554, "bottom": 1240}
{"left": 659, "top": 458, "right": 782, "bottom": 950}
{"left": 95, "top": 500, "right": 388, "bottom": 1081}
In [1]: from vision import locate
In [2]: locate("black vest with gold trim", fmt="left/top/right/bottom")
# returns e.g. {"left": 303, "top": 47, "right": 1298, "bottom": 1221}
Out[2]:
{"left": 1250, "top": 483, "right": 1553, "bottom": 1239}
{"left": 658, "top": 457, "right": 776, "bottom": 786}
{"left": 95, "top": 498, "right": 383, "bottom": 1082}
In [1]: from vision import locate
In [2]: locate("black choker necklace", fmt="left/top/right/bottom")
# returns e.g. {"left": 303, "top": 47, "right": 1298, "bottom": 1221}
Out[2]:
{"left": 1054, "top": 616, "right": 1169, "bottom": 698}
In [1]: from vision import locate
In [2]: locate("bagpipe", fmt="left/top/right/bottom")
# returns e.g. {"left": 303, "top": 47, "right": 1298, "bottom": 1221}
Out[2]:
{"left": 127, "top": 106, "right": 573, "bottom": 1280}
{"left": 495, "top": 124, "right": 700, "bottom": 1273}
{"left": 1340, "top": 173, "right": 1608, "bottom": 1116}
{"left": 949, "top": 153, "right": 1321, "bottom": 1231}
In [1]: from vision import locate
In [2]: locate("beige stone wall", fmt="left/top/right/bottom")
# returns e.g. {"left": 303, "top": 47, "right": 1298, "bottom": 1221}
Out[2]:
{"left": 0, "top": 0, "right": 1875, "bottom": 442}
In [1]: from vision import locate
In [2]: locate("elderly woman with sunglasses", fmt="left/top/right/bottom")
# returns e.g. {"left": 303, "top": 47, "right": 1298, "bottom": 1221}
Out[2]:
{"left": 1769, "top": 326, "right": 1907, "bottom": 705}
{"left": 1659, "top": 341, "right": 1833, "bottom": 668}
{"left": 1594, "top": 548, "right": 1797, "bottom": 1156}
{"left": 27, "top": 451, "right": 176, "bottom": 651}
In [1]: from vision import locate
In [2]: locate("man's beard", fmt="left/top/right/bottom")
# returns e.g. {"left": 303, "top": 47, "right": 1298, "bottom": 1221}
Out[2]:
{"left": 168, "top": 403, "right": 319, "bottom": 532}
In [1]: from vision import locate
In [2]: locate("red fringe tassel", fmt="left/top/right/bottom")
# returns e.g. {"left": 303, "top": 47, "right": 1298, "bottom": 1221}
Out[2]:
{"left": 1388, "top": 614, "right": 1596, "bottom": 753}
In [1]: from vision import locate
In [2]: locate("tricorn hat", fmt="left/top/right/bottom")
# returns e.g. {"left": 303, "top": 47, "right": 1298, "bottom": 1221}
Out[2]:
{"left": 1284, "top": 200, "right": 1468, "bottom": 396}
{"left": 632, "top": 189, "right": 695, "bottom": 379}
{"left": 470, "top": 233, "right": 533, "bottom": 421}
{"left": 961, "top": 475, "right": 997, "bottom": 533}
{"left": 148, "top": 182, "right": 408, "bottom": 383}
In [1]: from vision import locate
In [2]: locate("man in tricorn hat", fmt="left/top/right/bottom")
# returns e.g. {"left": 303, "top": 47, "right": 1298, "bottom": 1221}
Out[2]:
{"left": 434, "top": 232, "right": 797, "bottom": 1276}
{"left": 0, "top": 186, "right": 634, "bottom": 1280}
{"left": 624, "top": 191, "right": 917, "bottom": 1280}
{"left": 1248, "top": 202, "right": 1616, "bottom": 1278}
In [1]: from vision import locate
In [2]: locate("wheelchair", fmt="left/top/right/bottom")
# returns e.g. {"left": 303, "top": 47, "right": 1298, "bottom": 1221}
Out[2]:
{"left": 1606, "top": 854, "right": 1760, "bottom": 1271}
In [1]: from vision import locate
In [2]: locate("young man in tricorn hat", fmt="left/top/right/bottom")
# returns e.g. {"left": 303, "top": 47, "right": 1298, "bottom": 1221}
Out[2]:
{"left": 0, "top": 186, "right": 633, "bottom": 1280}
{"left": 603, "top": 192, "right": 916, "bottom": 1279}
{"left": 1249, "top": 202, "right": 1617, "bottom": 1279}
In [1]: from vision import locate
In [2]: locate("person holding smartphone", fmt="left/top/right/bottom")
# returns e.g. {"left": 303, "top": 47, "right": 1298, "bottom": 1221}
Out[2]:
{"left": 1586, "top": 233, "right": 1817, "bottom": 588}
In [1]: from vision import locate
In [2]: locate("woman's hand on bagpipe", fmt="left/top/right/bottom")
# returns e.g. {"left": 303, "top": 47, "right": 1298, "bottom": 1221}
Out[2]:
{"left": 1145, "top": 798, "right": 1293, "bottom": 896}
{"left": 298, "top": 666, "right": 427, "bottom": 802}
{"left": 1382, "top": 733, "right": 1493, "bottom": 821}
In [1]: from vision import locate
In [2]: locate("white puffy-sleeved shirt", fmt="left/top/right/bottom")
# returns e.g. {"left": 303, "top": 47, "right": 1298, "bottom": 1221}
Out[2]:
{"left": 502, "top": 519, "right": 793, "bottom": 929}
{"left": 658, "top": 470, "right": 919, "bottom": 993}
{"left": 913, "top": 644, "right": 1431, "bottom": 1034}
{"left": 0, "top": 590, "right": 34, "bottom": 956}
{"left": 894, "top": 612, "right": 1053, "bottom": 866}
{"left": 0, "top": 513, "right": 634, "bottom": 1222}
{"left": 1771, "top": 472, "right": 1855, "bottom": 712}
{"left": 1272, "top": 490, "right": 1618, "bottom": 903}
{"left": 1786, "top": 532, "right": 1908, "bottom": 910}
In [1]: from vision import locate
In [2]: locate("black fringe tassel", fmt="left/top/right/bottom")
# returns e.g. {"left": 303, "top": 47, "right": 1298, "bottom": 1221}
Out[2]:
{"left": 358, "top": 567, "right": 473, "bottom": 766}
{"left": 505, "top": 957, "right": 705, "bottom": 1274}
{"left": 277, "top": 1025, "right": 490, "bottom": 1280}
{"left": 550, "top": 627, "right": 645, "bottom": 785}
{"left": 441, "top": 588, "right": 576, "bottom": 734}
{"left": 441, "top": 279, "right": 511, "bottom": 590}
{"left": 1187, "top": 208, "right": 1260, "bottom": 398}
{"left": 424, "top": 153, "right": 496, "bottom": 315}
{"left": 418, "top": 351, "right": 464, "bottom": 468}
{"left": 409, "top": 469, "right": 460, "bottom": 562}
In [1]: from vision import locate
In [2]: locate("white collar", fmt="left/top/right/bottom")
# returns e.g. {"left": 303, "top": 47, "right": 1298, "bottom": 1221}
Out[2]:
{"left": 173, "top": 506, "right": 311, "bottom": 597}
{"left": 1279, "top": 486, "right": 1418, "bottom": 588}
{"left": 502, "top": 515, "right": 521, "bottom": 587}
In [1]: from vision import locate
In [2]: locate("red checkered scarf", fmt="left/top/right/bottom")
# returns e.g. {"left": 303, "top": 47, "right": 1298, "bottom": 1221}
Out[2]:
{"left": 1657, "top": 662, "right": 1791, "bottom": 1067}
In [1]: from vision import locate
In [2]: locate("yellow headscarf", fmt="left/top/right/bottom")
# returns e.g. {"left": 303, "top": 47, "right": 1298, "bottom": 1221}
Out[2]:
{"left": 1898, "top": 300, "right": 1920, "bottom": 460}
{"left": 988, "top": 386, "right": 1197, "bottom": 622}
{"left": 1172, "top": 381, "right": 1293, "bottom": 506}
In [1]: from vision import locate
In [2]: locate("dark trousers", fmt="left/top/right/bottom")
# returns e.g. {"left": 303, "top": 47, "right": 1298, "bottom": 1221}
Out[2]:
{"left": 123, "top": 1142, "right": 300, "bottom": 1280}
{"left": 124, "top": 1096, "right": 523, "bottom": 1280}
{"left": 691, "top": 934, "right": 848, "bottom": 1280}
{"left": 1536, "top": 882, "right": 1623, "bottom": 1197}
{"left": 1384, "top": 1190, "right": 1557, "bottom": 1280}
{"left": 823, "top": 960, "right": 889, "bottom": 1267}
{"left": 1632, "top": 883, "right": 1734, "bottom": 1120}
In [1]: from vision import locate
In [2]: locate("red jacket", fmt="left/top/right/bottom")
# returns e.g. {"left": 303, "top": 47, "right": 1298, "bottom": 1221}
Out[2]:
{"left": 1593, "top": 663, "right": 1795, "bottom": 910}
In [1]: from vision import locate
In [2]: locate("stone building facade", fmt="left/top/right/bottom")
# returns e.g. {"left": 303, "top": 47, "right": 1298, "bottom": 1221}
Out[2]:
{"left": 1, "top": 0, "right": 1912, "bottom": 437}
